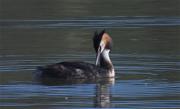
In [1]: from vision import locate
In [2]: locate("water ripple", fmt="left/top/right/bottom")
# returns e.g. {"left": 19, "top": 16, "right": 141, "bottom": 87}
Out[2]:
{"left": 1, "top": 16, "right": 180, "bottom": 28}
{"left": 0, "top": 54, "right": 179, "bottom": 73}
{"left": 0, "top": 53, "right": 179, "bottom": 108}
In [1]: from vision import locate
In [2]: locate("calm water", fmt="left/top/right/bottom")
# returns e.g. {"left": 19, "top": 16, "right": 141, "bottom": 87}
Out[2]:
{"left": 0, "top": 0, "right": 180, "bottom": 108}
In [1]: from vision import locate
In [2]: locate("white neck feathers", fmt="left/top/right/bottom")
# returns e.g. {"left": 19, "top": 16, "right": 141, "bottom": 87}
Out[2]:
{"left": 101, "top": 49, "right": 115, "bottom": 77}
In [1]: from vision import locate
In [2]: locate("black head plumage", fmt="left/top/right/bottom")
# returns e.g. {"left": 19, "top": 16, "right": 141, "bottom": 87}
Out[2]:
{"left": 93, "top": 29, "right": 106, "bottom": 53}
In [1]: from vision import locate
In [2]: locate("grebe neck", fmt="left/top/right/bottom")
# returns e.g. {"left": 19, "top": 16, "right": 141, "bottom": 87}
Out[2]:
{"left": 100, "top": 49, "right": 115, "bottom": 77}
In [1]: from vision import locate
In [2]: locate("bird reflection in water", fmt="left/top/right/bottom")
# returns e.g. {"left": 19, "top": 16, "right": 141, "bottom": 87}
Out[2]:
{"left": 36, "top": 77, "right": 114, "bottom": 108}
{"left": 94, "top": 78, "right": 114, "bottom": 108}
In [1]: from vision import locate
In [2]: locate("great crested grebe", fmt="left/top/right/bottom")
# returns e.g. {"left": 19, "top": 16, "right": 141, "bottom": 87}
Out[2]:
{"left": 36, "top": 30, "right": 115, "bottom": 80}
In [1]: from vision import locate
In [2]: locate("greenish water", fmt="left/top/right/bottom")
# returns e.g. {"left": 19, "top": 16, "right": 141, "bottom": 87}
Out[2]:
{"left": 0, "top": 0, "right": 180, "bottom": 108}
{"left": 1, "top": 0, "right": 180, "bottom": 19}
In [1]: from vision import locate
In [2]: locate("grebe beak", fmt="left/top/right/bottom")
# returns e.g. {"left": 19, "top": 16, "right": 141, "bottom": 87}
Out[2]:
{"left": 95, "top": 41, "right": 105, "bottom": 65}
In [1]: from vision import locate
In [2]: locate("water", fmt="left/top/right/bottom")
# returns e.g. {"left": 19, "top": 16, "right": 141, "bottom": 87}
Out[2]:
{"left": 0, "top": 0, "right": 180, "bottom": 108}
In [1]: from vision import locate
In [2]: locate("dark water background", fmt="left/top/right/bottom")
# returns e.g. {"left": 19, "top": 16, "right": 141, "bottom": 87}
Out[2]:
{"left": 0, "top": 0, "right": 180, "bottom": 108}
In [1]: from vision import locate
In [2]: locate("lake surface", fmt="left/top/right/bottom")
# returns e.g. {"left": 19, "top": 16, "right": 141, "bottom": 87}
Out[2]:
{"left": 0, "top": 0, "right": 180, "bottom": 108}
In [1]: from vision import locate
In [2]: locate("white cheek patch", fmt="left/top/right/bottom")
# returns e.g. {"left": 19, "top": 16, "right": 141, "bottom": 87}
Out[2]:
{"left": 102, "top": 49, "right": 111, "bottom": 62}
{"left": 100, "top": 41, "right": 105, "bottom": 53}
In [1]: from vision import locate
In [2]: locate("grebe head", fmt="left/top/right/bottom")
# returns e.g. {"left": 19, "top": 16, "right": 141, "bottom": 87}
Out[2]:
{"left": 93, "top": 30, "right": 113, "bottom": 66}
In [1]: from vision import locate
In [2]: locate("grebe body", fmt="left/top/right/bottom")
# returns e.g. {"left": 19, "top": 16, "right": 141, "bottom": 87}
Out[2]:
{"left": 36, "top": 30, "right": 115, "bottom": 80}
{"left": 37, "top": 61, "right": 114, "bottom": 79}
